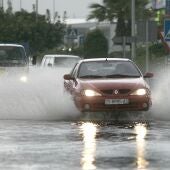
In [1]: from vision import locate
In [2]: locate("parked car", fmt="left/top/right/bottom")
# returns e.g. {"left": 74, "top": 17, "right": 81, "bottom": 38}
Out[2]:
{"left": 0, "top": 44, "right": 29, "bottom": 82}
{"left": 41, "top": 54, "right": 81, "bottom": 68}
{"left": 63, "top": 58, "right": 153, "bottom": 113}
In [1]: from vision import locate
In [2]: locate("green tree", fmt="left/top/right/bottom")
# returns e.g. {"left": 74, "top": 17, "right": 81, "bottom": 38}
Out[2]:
{"left": 45, "top": 9, "right": 51, "bottom": 23}
{"left": 0, "top": 9, "right": 65, "bottom": 55}
{"left": 88, "top": 0, "right": 150, "bottom": 36}
{"left": 84, "top": 29, "right": 108, "bottom": 58}
{"left": 62, "top": 11, "right": 67, "bottom": 23}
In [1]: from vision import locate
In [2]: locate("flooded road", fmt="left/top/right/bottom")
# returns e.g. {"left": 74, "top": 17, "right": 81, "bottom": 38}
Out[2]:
{"left": 0, "top": 67, "right": 170, "bottom": 169}
{"left": 0, "top": 120, "right": 169, "bottom": 170}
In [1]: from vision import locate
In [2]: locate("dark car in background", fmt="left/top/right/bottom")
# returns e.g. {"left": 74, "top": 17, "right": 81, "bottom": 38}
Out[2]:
{"left": 63, "top": 58, "right": 153, "bottom": 114}
{"left": 0, "top": 44, "right": 29, "bottom": 82}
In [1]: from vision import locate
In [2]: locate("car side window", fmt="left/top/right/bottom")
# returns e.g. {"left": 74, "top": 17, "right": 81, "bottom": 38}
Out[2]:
{"left": 44, "top": 57, "right": 54, "bottom": 66}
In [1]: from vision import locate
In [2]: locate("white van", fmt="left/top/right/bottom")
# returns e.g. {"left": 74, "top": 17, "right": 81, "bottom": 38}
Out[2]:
{"left": 41, "top": 54, "right": 81, "bottom": 68}
{"left": 0, "top": 44, "right": 29, "bottom": 82}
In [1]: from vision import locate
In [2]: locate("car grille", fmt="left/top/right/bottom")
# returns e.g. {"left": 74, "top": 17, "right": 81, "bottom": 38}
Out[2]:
{"left": 101, "top": 89, "right": 131, "bottom": 95}
{"left": 92, "top": 103, "right": 143, "bottom": 111}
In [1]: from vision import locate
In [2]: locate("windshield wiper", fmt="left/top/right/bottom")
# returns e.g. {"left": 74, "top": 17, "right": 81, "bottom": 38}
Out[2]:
{"left": 106, "top": 74, "right": 140, "bottom": 78}
{"left": 79, "top": 75, "right": 103, "bottom": 78}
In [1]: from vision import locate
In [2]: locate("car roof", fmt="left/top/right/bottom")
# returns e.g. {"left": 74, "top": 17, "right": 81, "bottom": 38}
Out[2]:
{"left": 78, "top": 58, "right": 131, "bottom": 64}
{"left": 0, "top": 43, "right": 24, "bottom": 48}
{"left": 44, "top": 54, "right": 81, "bottom": 58}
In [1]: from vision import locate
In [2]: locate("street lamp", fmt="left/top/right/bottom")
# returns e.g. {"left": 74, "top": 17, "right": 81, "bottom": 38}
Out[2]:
{"left": 0, "top": 0, "right": 4, "bottom": 9}
{"left": 20, "top": 0, "right": 22, "bottom": 11}
{"left": 131, "top": 0, "right": 136, "bottom": 60}
{"left": 53, "top": 0, "right": 55, "bottom": 23}
{"left": 36, "top": 0, "right": 38, "bottom": 22}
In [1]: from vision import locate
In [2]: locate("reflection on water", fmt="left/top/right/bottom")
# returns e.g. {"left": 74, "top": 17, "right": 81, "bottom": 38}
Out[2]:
{"left": 135, "top": 123, "right": 149, "bottom": 170}
{"left": 80, "top": 122, "right": 97, "bottom": 170}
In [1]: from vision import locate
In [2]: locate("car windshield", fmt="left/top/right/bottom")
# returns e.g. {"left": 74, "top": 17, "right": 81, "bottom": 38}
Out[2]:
{"left": 54, "top": 57, "right": 80, "bottom": 67}
{"left": 78, "top": 60, "right": 141, "bottom": 78}
{"left": 0, "top": 46, "right": 26, "bottom": 64}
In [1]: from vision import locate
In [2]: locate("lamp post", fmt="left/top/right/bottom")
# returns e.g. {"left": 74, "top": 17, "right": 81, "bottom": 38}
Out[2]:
{"left": 131, "top": 0, "right": 136, "bottom": 60}
{"left": 53, "top": 0, "right": 55, "bottom": 23}
{"left": 36, "top": 0, "right": 38, "bottom": 22}
{"left": 20, "top": 0, "right": 22, "bottom": 11}
{"left": 0, "top": 0, "right": 3, "bottom": 9}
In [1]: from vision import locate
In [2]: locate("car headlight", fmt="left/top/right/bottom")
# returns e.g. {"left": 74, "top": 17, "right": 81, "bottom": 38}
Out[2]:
{"left": 20, "top": 76, "right": 28, "bottom": 83}
{"left": 83, "top": 89, "right": 101, "bottom": 97}
{"left": 130, "top": 89, "right": 147, "bottom": 96}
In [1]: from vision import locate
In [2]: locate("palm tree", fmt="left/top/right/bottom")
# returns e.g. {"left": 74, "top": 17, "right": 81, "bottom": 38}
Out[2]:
{"left": 88, "top": 0, "right": 150, "bottom": 37}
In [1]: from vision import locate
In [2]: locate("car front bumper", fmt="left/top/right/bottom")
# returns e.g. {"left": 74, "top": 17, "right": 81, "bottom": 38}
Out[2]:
{"left": 74, "top": 95, "right": 152, "bottom": 112}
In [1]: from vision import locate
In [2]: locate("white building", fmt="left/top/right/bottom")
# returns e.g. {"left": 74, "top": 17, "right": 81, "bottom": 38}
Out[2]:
{"left": 64, "top": 18, "right": 126, "bottom": 55}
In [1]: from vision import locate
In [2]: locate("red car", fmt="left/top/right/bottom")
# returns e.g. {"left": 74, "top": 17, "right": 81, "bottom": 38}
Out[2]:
{"left": 63, "top": 58, "right": 153, "bottom": 113}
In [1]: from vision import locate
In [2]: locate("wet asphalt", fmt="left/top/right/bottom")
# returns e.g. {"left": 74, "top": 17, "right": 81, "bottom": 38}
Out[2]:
{"left": 0, "top": 119, "right": 169, "bottom": 170}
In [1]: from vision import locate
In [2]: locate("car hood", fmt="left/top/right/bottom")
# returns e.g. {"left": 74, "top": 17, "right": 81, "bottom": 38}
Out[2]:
{"left": 78, "top": 78, "right": 148, "bottom": 91}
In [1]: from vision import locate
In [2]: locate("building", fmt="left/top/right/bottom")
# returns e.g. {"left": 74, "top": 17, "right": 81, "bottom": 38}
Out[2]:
{"left": 64, "top": 18, "right": 128, "bottom": 55}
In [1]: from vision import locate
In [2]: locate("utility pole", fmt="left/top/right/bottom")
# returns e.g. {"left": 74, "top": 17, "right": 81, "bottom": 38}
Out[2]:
{"left": 131, "top": 0, "right": 136, "bottom": 60}
{"left": 36, "top": 0, "right": 38, "bottom": 22}
{"left": 146, "top": 20, "right": 149, "bottom": 72}
{"left": 20, "top": 0, "right": 22, "bottom": 11}
{"left": 0, "top": 0, "right": 4, "bottom": 9}
{"left": 53, "top": 0, "right": 55, "bottom": 23}
{"left": 122, "top": 36, "right": 126, "bottom": 58}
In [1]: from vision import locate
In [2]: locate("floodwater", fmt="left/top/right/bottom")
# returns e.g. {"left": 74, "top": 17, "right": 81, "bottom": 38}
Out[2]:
{"left": 0, "top": 120, "right": 170, "bottom": 170}
{"left": 0, "top": 67, "right": 170, "bottom": 169}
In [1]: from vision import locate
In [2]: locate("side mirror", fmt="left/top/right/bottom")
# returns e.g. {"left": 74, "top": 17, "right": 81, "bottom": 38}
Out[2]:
{"left": 63, "top": 74, "right": 74, "bottom": 80}
{"left": 47, "top": 63, "right": 52, "bottom": 67}
{"left": 32, "top": 55, "right": 37, "bottom": 65}
{"left": 144, "top": 72, "right": 154, "bottom": 78}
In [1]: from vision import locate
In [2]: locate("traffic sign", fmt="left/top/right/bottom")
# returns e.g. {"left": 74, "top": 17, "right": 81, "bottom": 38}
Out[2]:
{"left": 164, "top": 19, "right": 170, "bottom": 41}
{"left": 66, "top": 28, "right": 78, "bottom": 39}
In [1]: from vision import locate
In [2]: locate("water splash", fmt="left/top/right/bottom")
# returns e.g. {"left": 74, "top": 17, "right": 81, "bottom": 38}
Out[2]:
{"left": 151, "top": 67, "right": 170, "bottom": 120}
{"left": 0, "top": 67, "right": 79, "bottom": 120}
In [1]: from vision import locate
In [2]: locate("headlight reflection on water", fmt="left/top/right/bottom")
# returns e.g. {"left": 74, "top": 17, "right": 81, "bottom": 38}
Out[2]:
{"left": 80, "top": 122, "right": 97, "bottom": 170}
{"left": 80, "top": 122, "right": 149, "bottom": 170}
{"left": 135, "top": 123, "right": 149, "bottom": 170}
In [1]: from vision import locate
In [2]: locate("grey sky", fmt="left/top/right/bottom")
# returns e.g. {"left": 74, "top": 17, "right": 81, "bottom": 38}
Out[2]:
{"left": 4, "top": 0, "right": 102, "bottom": 18}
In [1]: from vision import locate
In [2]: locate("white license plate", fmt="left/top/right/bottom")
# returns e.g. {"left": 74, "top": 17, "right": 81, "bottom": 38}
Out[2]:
{"left": 105, "top": 99, "right": 129, "bottom": 105}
